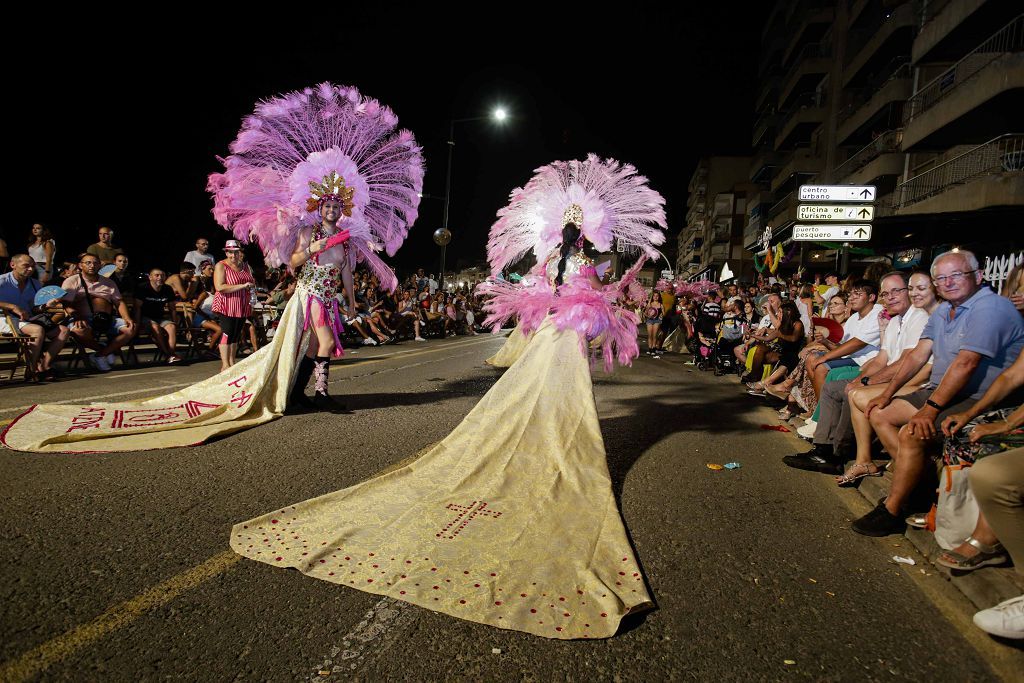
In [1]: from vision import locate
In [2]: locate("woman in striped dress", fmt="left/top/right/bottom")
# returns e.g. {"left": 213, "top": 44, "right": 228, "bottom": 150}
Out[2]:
{"left": 212, "top": 240, "right": 255, "bottom": 372}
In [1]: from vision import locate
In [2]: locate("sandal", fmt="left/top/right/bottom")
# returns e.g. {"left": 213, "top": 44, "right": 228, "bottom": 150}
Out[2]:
{"left": 905, "top": 513, "right": 929, "bottom": 529}
{"left": 935, "top": 537, "right": 1008, "bottom": 571}
{"left": 835, "top": 462, "right": 883, "bottom": 487}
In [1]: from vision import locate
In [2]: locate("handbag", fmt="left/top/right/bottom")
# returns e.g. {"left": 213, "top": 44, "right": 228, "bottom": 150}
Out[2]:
{"left": 942, "top": 407, "right": 1024, "bottom": 466}
{"left": 933, "top": 464, "right": 979, "bottom": 551}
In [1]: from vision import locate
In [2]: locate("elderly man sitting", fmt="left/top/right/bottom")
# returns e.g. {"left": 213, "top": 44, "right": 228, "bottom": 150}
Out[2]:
{"left": 61, "top": 253, "right": 136, "bottom": 372}
{"left": 857, "top": 250, "right": 1024, "bottom": 536}
{"left": 0, "top": 254, "right": 69, "bottom": 380}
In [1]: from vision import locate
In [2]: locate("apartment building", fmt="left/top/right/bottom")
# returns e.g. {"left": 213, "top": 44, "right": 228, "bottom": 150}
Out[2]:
{"left": 741, "top": 0, "right": 1022, "bottom": 274}
{"left": 679, "top": 156, "right": 752, "bottom": 280}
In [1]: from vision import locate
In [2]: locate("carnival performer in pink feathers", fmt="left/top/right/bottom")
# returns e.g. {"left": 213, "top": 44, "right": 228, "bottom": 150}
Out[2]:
{"left": 229, "top": 155, "right": 668, "bottom": 641}
{"left": 1, "top": 84, "right": 423, "bottom": 453}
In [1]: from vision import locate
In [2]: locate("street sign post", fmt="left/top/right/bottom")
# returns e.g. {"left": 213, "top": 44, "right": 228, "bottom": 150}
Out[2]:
{"left": 792, "top": 224, "right": 872, "bottom": 241}
{"left": 798, "top": 185, "right": 876, "bottom": 202}
{"left": 797, "top": 204, "right": 874, "bottom": 221}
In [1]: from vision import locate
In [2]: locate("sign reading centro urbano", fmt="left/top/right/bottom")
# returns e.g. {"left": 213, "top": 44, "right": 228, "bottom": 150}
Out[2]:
{"left": 798, "top": 184, "right": 876, "bottom": 202}
{"left": 793, "top": 224, "right": 872, "bottom": 241}
{"left": 797, "top": 204, "right": 874, "bottom": 221}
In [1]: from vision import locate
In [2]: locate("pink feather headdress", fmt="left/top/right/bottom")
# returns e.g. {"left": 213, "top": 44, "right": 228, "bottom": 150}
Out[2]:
{"left": 486, "top": 154, "right": 667, "bottom": 275}
{"left": 207, "top": 83, "right": 424, "bottom": 290}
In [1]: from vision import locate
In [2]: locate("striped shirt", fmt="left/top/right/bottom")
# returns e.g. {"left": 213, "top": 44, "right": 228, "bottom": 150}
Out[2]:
{"left": 212, "top": 261, "right": 254, "bottom": 318}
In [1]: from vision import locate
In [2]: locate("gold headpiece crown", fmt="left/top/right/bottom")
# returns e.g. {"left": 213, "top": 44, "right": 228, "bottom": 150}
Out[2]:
{"left": 306, "top": 171, "right": 356, "bottom": 215}
{"left": 562, "top": 203, "right": 584, "bottom": 227}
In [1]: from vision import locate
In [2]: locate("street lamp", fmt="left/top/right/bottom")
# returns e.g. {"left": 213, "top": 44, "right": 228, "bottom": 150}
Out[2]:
{"left": 440, "top": 107, "right": 509, "bottom": 290}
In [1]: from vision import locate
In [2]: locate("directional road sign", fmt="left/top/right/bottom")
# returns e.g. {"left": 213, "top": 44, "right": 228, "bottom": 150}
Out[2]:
{"left": 797, "top": 204, "right": 874, "bottom": 222}
{"left": 792, "top": 224, "right": 872, "bottom": 241}
{"left": 798, "top": 185, "right": 876, "bottom": 202}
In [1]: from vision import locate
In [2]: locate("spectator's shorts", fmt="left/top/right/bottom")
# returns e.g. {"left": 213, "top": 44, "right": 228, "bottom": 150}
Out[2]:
{"left": 191, "top": 311, "right": 211, "bottom": 328}
{"left": 823, "top": 357, "right": 859, "bottom": 370}
{"left": 646, "top": 317, "right": 662, "bottom": 325}
{"left": 141, "top": 317, "right": 174, "bottom": 329}
{"left": 86, "top": 315, "right": 129, "bottom": 338}
{"left": 896, "top": 388, "right": 977, "bottom": 429}
{"left": 0, "top": 318, "right": 30, "bottom": 335}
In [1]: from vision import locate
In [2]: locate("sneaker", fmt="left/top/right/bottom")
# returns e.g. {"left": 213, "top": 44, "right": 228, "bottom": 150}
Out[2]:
{"left": 105, "top": 352, "right": 117, "bottom": 367}
{"left": 414, "top": 336, "right": 426, "bottom": 342}
{"left": 852, "top": 502, "right": 905, "bottom": 537}
{"left": 973, "top": 595, "right": 1024, "bottom": 640}
{"left": 89, "top": 354, "right": 111, "bottom": 372}
{"left": 361, "top": 337, "right": 378, "bottom": 346}
{"left": 747, "top": 389, "right": 767, "bottom": 397}
{"left": 797, "top": 421, "right": 817, "bottom": 439}
{"left": 782, "top": 445, "right": 843, "bottom": 474}
{"left": 683, "top": 359, "right": 696, "bottom": 366}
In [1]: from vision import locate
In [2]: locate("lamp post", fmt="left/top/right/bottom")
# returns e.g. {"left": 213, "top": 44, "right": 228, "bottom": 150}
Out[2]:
{"left": 440, "top": 107, "right": 508, "bottom": 290}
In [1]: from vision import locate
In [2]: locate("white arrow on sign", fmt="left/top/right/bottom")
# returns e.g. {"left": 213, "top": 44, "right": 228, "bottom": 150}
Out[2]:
{"left": 792, "top": 224, "right": 872, "bottom": 241}
{"left": 797, "top": 204, "right": 874, "bottom": 221}
{"left": 798, "top": 185, "right": 876, "bottom": 202}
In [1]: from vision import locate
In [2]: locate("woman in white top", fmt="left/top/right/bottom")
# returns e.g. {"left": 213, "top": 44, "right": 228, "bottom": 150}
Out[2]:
{"left": 28, "top": 224, "right": 56, "bottom": 284}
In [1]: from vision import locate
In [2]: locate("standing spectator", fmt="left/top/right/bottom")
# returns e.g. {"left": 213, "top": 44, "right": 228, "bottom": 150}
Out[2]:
{"left": 135, "top": 268, "right": 182, "bottom": 364}
{"left": 795, "top": 283, "right": 814, "bottom": 339}
{"left": 428, "top": 273, "right": 439, "bottom": 296}
{"left": 184, "top": 237, "right": 215, "bottom": 271}
{"left": 212, "top": 240, "right": 255, "bottom": 372}
{"left": 165, "top": 262, "right": 197, "bottom": 301}
{"left": 0, "top": 232, "right": 7, "bottom": 271}
{"left": 109, "top": 253, "right": 138, "bottom": 298}
{"left": 644, "top": 291, "right": 663, "bottom": 355}
{"left": 813, "top": 272, "right": 840, "bottom": 311}
{"left": 0, "top": 254, "right": 68, "bottom": 380}
{"left": 28, "top": 223, "right": 56, "bottom": 284}
{"left": 61, "top": 253, "right": 135, "bottom": 372}
{"left": 856, "top": 250, "right": 1024, "bottom": 536}
{"left": 85, "top": 226, "right": 124, "bottom": 266}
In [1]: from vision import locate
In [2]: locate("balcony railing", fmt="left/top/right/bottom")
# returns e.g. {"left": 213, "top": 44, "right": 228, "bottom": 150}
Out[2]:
{"left": 890, "top": 134, "right": 1024, "bottom": 210}
{"left": 905, "top": 15, "right": 1024, "bottom": 124}
{"left": 846, "top": 2, "right": 914, "bottom": 64}
{"left": 918, "top": 0, "right": 955, "bottom": 30}
{"left": 782, "top": 42, "right": 831, "bottom": 88}
{"left": 768, "top": 192, "right": 794, "bottom": 220}
{"left": 836, "top": 59, "right": 912, "bottom": 126}
{"left": 833, "top": 129, "right": 904, "bottom": 179}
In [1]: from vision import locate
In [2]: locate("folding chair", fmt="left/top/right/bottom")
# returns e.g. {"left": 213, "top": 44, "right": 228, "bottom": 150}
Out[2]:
{"left": 0, "top": 311, "right": 35, "bottom": 381}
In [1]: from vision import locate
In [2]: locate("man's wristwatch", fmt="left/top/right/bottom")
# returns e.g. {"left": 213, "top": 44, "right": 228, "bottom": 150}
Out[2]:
{"left": 925, "top": 398, "right": 945, "bottom": 411}
{"left": 860, "top": 376, "right": 870, "bottom": 386}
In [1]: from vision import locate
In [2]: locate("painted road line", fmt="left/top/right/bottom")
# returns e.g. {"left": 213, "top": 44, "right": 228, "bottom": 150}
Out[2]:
{"left": 308, "top": 597, "right": 415, "bottom": 679}
{"left": 0, "top": 551, "right": 243, "bottom": 683}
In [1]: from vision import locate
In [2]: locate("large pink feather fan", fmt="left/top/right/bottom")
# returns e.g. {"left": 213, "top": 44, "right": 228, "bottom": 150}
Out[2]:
{"left": 208, "top": 83, "right": 424, "bottom": 275}
{"left": 486, "top": 154, "right": 667, "bottom": 275}
{"left": 477, "top": 276, "right": 554, "bottom": 337}
{"left": 673, "top": 279, "right": 720, "bottom": 300}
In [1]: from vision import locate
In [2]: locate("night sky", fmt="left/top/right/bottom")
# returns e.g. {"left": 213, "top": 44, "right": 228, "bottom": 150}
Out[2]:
{"left": 12, "top": 7, "right": 767, "bottom": 278}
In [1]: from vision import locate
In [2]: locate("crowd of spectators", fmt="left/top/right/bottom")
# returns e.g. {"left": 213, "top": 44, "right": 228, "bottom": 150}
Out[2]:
{"left": 654, "top": 250, "right": 1024, "bottom": 640}
{"left": 0, "top": 226, "right": 488, "bottom": 381}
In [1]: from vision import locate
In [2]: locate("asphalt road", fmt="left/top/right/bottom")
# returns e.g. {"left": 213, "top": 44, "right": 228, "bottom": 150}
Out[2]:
{"left": 1, "top": 335, "right": 1021, "bottom": 681}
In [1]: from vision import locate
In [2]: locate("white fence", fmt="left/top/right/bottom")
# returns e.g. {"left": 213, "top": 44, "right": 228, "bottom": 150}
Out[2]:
{"left": 983, "top": 251, "right": 1024, "bottom": 294}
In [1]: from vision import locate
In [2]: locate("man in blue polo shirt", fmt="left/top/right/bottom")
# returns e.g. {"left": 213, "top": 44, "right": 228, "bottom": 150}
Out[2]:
{"left": 0, "top": 254, "right": 68, "bottom": 380}
{"left": 854, "top": 250, "right": 1024, "bottom": 536}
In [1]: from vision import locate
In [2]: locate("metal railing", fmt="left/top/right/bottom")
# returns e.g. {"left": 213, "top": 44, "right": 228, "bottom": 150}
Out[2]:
{"left": 768, "top": 192, "right": 794, "bottom": 220}
{"left": 833, "top": 129, "right": 904, "bottom": 179}
{"left": 836, "top": 60, "right": 912, "bottom": 126}
{"left": 782, "top": 42, "right": 830, "bottom": 88}
{"left": 890, "top": 134, "right": 1024, "bottom": 210}
{"left": 905, "top": 15, "right": 1024, "bottom": 124}
{"left": 917, "top": 0, "right": 954, "bottom": 30}
{"left": 846, "top": 1, "right": 915, "bottom": 64}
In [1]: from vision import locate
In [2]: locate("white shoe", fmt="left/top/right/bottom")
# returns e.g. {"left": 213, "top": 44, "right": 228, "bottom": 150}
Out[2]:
{"left": 89, "top": 354, "right": 111, "bottom": 372}
{"left": 973, "top": 594, "right": 1024, "bottom": 639}
{"left": 105, "top": 353, "right": 117, "bottom": 367}
{"left": 362, "top": 338, "right": 378, "bottom": 346}
{"left": 797, "top": 421, "right": 817, "bottom": 439}
{"left": 414, "top": 336, "right": 426, "bottom": 342}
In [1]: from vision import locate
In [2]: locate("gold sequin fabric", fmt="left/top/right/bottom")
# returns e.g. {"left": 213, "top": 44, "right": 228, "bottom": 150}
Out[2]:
{"left": 230, "top": 319, "right": 652, "bottom": 639}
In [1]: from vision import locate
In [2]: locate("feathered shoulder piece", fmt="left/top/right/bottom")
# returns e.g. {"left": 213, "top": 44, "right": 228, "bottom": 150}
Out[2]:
{"left": 486, "top": 154, "right": 667, "bottom": 275}
{"left": 207, "top": 83, "right": 424, "bottom": 290}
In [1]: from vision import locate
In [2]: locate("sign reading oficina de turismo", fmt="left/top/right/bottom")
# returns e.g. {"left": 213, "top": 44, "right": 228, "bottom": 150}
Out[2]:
{"left": 794, "top": 184, "right": 876, "bottom": 242}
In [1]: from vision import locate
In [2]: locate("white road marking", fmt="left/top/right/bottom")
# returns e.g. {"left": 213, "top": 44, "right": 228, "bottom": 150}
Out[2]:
{"left": 309, "top": 597, "right": 415, "bottom": 679}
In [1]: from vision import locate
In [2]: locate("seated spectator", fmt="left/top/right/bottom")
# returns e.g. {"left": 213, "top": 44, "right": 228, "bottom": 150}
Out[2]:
{"left": 784, "top": 271, "right": 929, "bottom": 475}
{"left": 856, "top": 250, "right": 1024, "bottom": 536}
{"left": 61, "top": 253, "right": 136, "bottom": 372}
{"left": 85, "top": 226, "right": 124, "bottom": 266}
{"left": 165, "top": 262, "right": 197, "bottom": 301}
{"left": 109, "top": 253, "right": 138, "bottom": 297}
{"left": 58, "top": 261, "right": 78, "bottom": 280}
{"left": 805, "top": 279, "right": 882, "bottom": 399}
{"left": 188, "top": 261, "right": 222, "bottom": 354}
{"left": 747, "top": 300, "right": 804, "bottom": 394}
{"left": 135, "top": 268, "right": 182, "bottom": 364}
{"left": 184, "top": 237, "right": 215, "bottom": 271}
{"left": 0, "top": 254, "right": 69, "bottom": 380}
{"left": 736, "top": 293, "right": 781, "bottom": 382}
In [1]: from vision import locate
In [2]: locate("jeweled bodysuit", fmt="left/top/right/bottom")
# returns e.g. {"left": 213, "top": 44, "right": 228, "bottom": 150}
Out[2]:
{"left": 296, "top": 224, "right": 347, "bottom": 357}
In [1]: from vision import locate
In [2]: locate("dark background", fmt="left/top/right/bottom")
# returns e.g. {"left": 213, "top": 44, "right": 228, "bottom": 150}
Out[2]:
{"left": 10, "top": 6, "right": 767, "bottom": 278}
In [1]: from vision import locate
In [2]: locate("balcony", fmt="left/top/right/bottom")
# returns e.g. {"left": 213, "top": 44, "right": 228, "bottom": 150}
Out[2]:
{"left": 903, "top": 16, "right": 1024, "bottom": 149}
{"left": 843, "top": 2, "right": 918, "bottom": 88}
{"left": 836, "top": 61, "right": 913, "bottom": 145}
{"left": 706, "top": 243, "right": 731, "bottom": 263}
{"left": 710, "top": 218, "right": 733, "bottom": 243}
{"left": 750, "top": 147, "right": 781, "bottom": 184}
{"left": 833, "top": 129, "right": 905, "bottom": 183}
{"left": 780, "top": 1, "right": 835, "bottom": 67}
{"left": 779, "top": 42, "right": 832, "bottom": 109}
{"left": 890, "top": 133, "right": 1024, "bottom": 214}
{"left": 914, "top": 0, "right": 1019, "bottom": 64}
{"left": 767, "top": 192, "right": 797, "bottom": 224}
{"left": 752, "top": 111, "right": 779, "bottom": 147}
{"left": 687, "top": 168, "right": 708, "bottom": 193}
{"left": 771, "top": 149, "right": 824, "bottom": 194}
{"left": 775, "top": 92, "right": 827, "bottom": 150}
{"left": 711, "top": 194, "right": 735, "bottom": 219}
{"left": 755, "top": 75, "right": 780, "bottom": 114}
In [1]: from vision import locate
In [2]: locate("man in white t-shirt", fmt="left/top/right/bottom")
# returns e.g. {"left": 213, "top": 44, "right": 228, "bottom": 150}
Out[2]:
{"left": 184, "top": 238, "right": 215, "bottom": 271}
{"left": 786, "top": 272, "right": 924, "bottom": 472}
{"left": 805, "top": 279, "right": 883, "bottom": 398}
{"left": 813, "top": 272, "right": 840, "bottom": 311}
